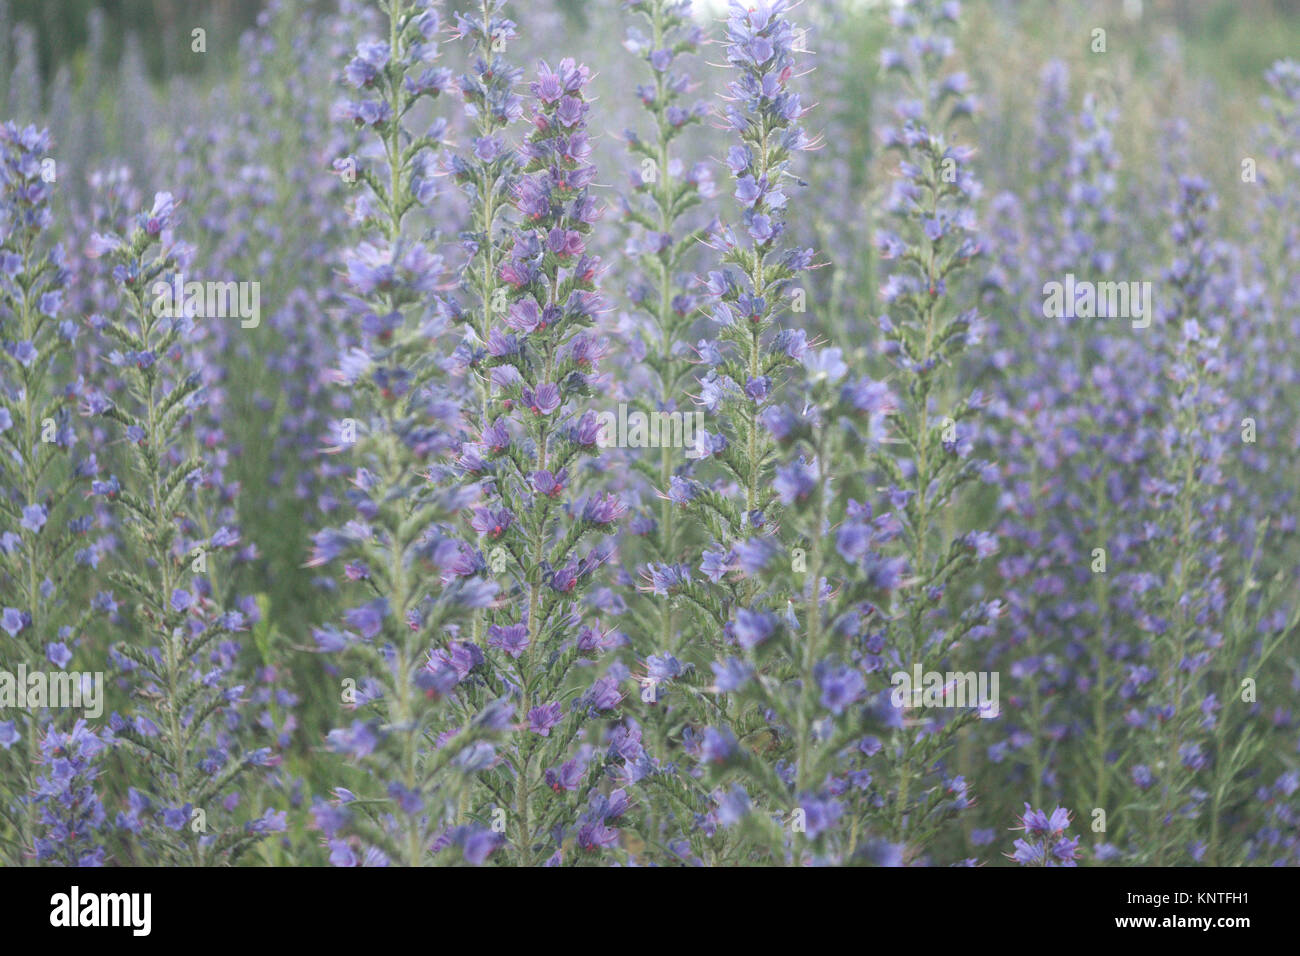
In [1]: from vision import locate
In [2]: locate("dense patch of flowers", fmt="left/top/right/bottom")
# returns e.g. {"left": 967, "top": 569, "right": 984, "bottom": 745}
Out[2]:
{"left": 0, "top": 0, "right": 1296, "bottom": 867}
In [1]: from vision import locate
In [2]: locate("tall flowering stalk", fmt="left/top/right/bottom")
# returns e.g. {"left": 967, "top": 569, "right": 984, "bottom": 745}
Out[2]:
{"left": 874, "top": 0, "right": 998, "bottom": 858}
{"left": 446, "top": 0, "right": 522, "bottom": 674}
{"left": 1138, "top": 176, "right": 1224, "bottom": 864}
{"left": 649, "top": 0, "right": 871, "bottom": 865}
{"left": 1242, "top": 62, "right": 1300, "bottom": 557}
{"left": 0, "top": 122, "right": 98, "bottom": 865}
{"left": 468, "top": 57, "right": 634, "bottom": 865}
{"left": 616, "top": 0, "right": 711, "bottom": 635}
{"left": 310, "top": 0, "right": 506, "bottom": 867}
{"left": 447, "top": 0, "right": 523, "bottom": 423}
{"left": 653, "top": 0, "right": 817, "bottom": 691}
{"left": 1221, "top": 60, "right": 1300, "bottom": 864}
{"left": 689, "top": 349, "right": 921, "bottom": 864}
{"left": 684, "top": 0, "right": 817, "bottom": 572}
{"left": 989, "top": 73, "right": 1133, "bottom": 824}
{"left": 85, "top": 196, "right": 279, "bottom": 865}
{"left": 611, "top": 0, "right": 716, "bottom": 851}
{"left": 1058, "top": 90, "right": 1131, "bottom": 841}
{"left": 1130, "top": 177, "right": 1294, "bottom": 865}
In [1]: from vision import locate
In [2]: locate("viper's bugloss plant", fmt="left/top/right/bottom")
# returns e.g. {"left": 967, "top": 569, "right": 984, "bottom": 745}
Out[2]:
{"left": 168, "top": 0, "right": 353, "bottom": 637}
{"left": 652, "top": 0, "right": 818, "bottom": 657}
{"left": 1242, "top": 61, "right": 1300, "bottom": 550}
{"left": 690, "top": 344, "right": 921, "bottom": 865}
{"left": 0, "top": 124, "right": 89, "bottom": 662}
{"left": 986, "top": 69, "right": 1132, "bottom": 823}
{"left": 874, "top": 0, "right": 1000, "bottom": 860}
{"left": 464, "top": 55, "right": 639, "bottom": 866}
{"left": 609, "top": 0, "right": 719, "bottom": 857}
{"left": 447, "top": 0, "right": 523, "bottom": 424}
{"left": 310, "top": 0, "right": 507, "bottom": 867}
{"left": 0, "top": 122, "right": 98, "bottom": 866}
{"left": 1133, "top": 176, "right": 1226, "bottom": 865}
{"left": 1129, "top": 176, "right": 1295, "bottom": 865}
{"left": 84, "top": 195, "right": 280, "bottom": 865}
{"left": 639, "top": 0, "right": 862, "bottom": 865}
{"left": 615, "top": 0, "right": 712, "bottom": 623}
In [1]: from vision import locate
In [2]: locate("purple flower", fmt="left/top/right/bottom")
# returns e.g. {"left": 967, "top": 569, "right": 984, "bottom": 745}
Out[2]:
{"left": 582, "top": 493, "right": 625, "bottom": 526}
{"left": 585, "top": 676, "right": 623, "bottom": 712}
{"left": 774, "top": 458, "right": 817, "bottom": 505}
{"left": 528, "top": 702, "right": 564, "bottom": 736}
{"left": 343, "top": 599, "right": 388, "bottom": 640}
{"left": 700, "top": 727, "right": 737, "bottom": 764}
{"left": 816, "top": 664, "right": 866, "bottom": 715}
{"left": 1, "top": 608, "right": 26, "bottom": 637}
{"left": 46, "top": 642, "right": 73, "bottom": 668}
{"left": 12, "top": 341, "right": 37, "bottom": 367}
{"left": 523, "top": 383, "right": 561, "bottom": 416}
{"left": 729, "top": 608, "right": 777, "bottom": 649}
{"left": 20, "top": 504, "right": 46, "bottom": 533}
{"left": 545, "top": 758, "right": 587, "bottom": 792}
{"left": 459, "top": 827, "right": 501, "bottom": 865}
{"left": 143, "top": 192, "right": 176, "bottom": 235}
{"left": 327, "top": 721, "right": 380, "bottom": 760}
{"left": 711, "top": 657, "right": 754, "bottom": 692}
{"left": 488, "top": 623, "right": 530, "bottom": 659}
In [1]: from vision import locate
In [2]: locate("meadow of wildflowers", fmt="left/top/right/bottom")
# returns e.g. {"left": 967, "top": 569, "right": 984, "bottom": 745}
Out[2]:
{"left": 0, "top": 0, "right": 1297, "bottom": 873}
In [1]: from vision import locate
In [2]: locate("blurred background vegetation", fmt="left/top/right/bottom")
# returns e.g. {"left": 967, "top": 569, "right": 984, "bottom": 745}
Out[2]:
{"left": 4, "top": 0, "right": 1300, "bottom": 85}
{"left": 1, "top": 0, "right": 591, "bottom": 81}
{"left": 6, "top": 0, "right": 265, "bottom": 80}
